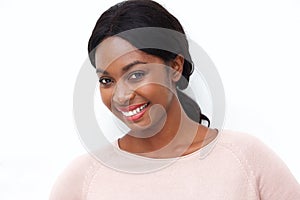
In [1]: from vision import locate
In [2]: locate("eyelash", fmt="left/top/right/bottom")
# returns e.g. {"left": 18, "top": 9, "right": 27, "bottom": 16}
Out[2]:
{"left": 128, "top": 71, "right": 145, "bottom": 81}
{"left": 99, "top": 71, "right": 145, "bottom": 87}
{"left": 99, "top": 77, "right": 113, "bottom": 87}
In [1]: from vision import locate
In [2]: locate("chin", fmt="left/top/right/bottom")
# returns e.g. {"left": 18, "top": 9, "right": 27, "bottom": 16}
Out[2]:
{"left": 127, "top": 116, "right": 167, "bottom": 139}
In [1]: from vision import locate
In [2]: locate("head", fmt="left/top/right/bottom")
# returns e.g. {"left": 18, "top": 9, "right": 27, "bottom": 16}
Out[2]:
{"left": 88, "top": 0, "right": 210, "bottom": 129}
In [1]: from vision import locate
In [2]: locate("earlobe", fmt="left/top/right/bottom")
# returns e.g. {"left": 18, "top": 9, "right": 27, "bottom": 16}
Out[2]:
{"left": 171, "top": 55, "right": 184, "bottom": 82}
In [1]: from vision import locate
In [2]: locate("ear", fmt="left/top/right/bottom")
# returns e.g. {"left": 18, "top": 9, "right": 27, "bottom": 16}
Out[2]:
{"left": 170, "top": 54, "right": 184, "bottom": 82}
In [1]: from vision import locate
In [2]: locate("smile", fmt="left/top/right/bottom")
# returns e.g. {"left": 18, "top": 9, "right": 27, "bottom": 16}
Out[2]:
{"left": 121, "top": 102, "right": 149, "bottom": 117}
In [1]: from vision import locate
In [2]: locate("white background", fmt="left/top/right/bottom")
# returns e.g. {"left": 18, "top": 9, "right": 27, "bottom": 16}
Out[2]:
{"left": 0, "top": 0, "right": 299, "bottom": 199}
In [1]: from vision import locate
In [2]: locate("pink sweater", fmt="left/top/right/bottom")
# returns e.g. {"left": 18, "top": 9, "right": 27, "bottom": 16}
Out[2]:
{"left": 50, "top": 130, "right": 300, "bottom": 199}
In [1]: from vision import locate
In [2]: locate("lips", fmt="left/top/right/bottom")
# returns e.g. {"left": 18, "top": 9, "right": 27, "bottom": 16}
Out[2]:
{"left": 116, "top": 102, "right": 150, "bottom": 118}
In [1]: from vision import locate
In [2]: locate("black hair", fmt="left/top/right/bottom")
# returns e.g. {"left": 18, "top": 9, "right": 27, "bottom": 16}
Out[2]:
{"left": 88, "top": 0, "right": 210, "bottom": 127}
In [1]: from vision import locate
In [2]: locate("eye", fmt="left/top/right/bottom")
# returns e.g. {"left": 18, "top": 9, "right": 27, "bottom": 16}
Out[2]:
{"left": 99, "top": 77, "right": 113, "bottom": 87}
{"left": 128, "top": 71, "right": 145, "bottom": 81}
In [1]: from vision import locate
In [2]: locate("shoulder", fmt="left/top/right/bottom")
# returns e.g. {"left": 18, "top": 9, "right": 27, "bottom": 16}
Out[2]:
{"left": 49, "top": 153, "right": 102, "bottom": 200}
{"left": 216, "top": 130, "right": 277, "bottom": 159}
{"left": 218, "top": 129, "right": 262, "bottom": 147}
{"left": 216, "top": 130, "right": 285, "bottom": 173}
{"left": 216, "top": 130, "right": 300, "bottom": 199}
{"left": 214, "top": 130, "right": 270, "bottom": 176}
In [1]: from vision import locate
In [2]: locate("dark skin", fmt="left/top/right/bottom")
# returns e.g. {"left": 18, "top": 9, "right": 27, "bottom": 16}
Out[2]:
{"left": 96, "top": 36, "right": 218, "bottom": 158}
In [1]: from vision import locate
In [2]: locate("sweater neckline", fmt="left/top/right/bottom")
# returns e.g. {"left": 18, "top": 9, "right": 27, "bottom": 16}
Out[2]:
{"left": 112, "top": 129, "right": 222, "bottom": 162}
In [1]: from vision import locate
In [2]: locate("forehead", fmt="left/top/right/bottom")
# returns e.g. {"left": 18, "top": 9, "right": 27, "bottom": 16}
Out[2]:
{"left": 95, "top": 36, "right": 141, "bottom": 70}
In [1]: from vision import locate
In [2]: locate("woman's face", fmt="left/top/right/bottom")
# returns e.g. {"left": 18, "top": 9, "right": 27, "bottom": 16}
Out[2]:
{"left": 95, "top": 36, "right": 179, "bottom": 131}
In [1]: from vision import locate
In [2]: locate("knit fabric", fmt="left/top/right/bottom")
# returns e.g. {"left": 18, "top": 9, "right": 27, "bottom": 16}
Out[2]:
{"left": 50, "top": 130, "right": 300, "bottom": 200}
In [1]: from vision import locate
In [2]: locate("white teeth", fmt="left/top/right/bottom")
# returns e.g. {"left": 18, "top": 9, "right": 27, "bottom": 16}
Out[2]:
{"left": 121, "top": 103, "right": 148, "bottom": 117}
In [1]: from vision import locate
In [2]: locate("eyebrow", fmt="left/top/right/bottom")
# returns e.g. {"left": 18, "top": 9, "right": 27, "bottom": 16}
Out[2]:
{"left": 96, "top": 60, "right": 147, "bottom": 74}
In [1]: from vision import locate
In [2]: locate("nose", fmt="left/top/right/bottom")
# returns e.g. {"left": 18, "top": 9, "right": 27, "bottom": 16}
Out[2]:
{"left": 112, "top": 82, "right": 135, "bottom": 105}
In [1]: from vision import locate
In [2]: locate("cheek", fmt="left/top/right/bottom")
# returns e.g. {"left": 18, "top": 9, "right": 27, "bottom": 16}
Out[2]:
{"left": 138, "top": 83, "right": 173, "bottom": 104}
{"left": 99, "top": 87, "right": 113, "bottom": 110}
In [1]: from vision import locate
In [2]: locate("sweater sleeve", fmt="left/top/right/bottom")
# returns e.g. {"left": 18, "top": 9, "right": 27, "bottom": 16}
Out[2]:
{"left": 252, "top": 139, "right": 300, "bottom": 199}
{"left": 49, "top": 154, "right": 99, "bottom": 200}
{"left": 227, "top": 132, "right": 300, "bottom": 200}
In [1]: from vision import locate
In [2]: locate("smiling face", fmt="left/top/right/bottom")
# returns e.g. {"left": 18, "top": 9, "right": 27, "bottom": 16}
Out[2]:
{"left": 95, "top": 36, "right": 182, "bottom": 132}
